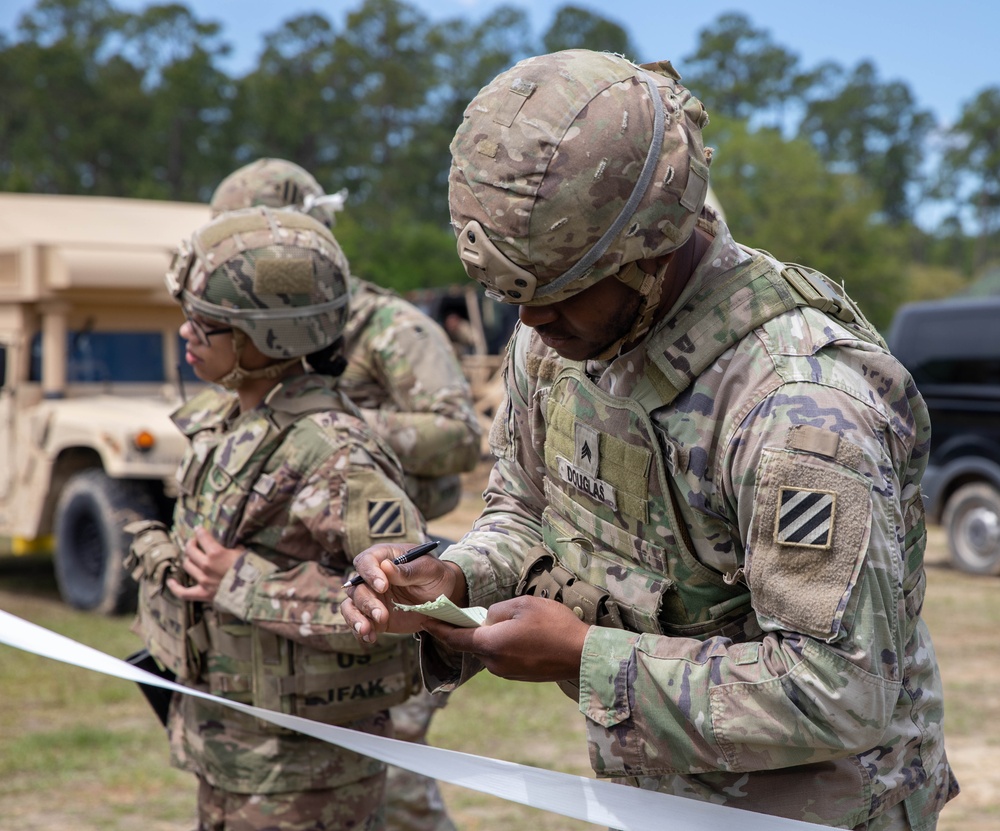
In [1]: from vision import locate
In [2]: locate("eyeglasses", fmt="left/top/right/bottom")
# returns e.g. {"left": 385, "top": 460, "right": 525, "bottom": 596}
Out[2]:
{"left": 184, "top": 313, "right": 234, "bottom": 346}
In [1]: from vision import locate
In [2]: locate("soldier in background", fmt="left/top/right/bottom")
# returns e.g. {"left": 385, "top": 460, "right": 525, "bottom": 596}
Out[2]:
{"left": 211, "top": 160, "right": 473, "bottom": 831}
{"left": 211, "top": 159, "right": 482, "bottom": 524}
{"left": 129, "top": 207, "right": 425, "bottom": 830}
{"left": 344, "top": 50, "right": 959, "bottom": 830}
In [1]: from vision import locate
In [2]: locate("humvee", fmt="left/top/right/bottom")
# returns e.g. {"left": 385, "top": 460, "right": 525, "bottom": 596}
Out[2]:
{"left": 0, "top": 193, "right": 208, "bottom": 613}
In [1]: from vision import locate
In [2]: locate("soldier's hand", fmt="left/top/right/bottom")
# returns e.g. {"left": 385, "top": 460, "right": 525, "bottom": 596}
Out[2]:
{"left": 167, "top": 527, "right": 244, "bottom": 603}
{"left": 342, "top": 543, "right": 467, "bottom": 643}
{"left": 422, "top": 595, "right": 588, "bottom": 683}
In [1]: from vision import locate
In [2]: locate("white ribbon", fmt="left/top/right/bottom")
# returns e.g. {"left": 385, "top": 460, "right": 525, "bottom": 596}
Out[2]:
{"left": 0, "top": 609, "right": 827, "bottom": 830}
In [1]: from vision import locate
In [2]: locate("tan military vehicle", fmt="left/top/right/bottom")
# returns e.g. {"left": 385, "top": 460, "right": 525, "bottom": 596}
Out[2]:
{"left": 0, "top": 193, "right": 209, "bottom": 614}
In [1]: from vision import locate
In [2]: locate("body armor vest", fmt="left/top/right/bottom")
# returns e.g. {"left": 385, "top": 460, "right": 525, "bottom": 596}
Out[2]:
{"left": 134, "top": 377, "right": 418, "bottom": 725}
{"left": 528, "top": 251, "right": 885, "bottom": 646}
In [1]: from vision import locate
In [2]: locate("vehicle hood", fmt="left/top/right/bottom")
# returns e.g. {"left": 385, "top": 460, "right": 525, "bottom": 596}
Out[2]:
{"left": 32, "top": 394, "right": 189, "bottom": 473}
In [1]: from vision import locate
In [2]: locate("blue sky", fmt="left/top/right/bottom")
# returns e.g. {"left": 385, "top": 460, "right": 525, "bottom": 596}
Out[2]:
{"left": 1, "top": 0, "right": 997, "bottom": 127}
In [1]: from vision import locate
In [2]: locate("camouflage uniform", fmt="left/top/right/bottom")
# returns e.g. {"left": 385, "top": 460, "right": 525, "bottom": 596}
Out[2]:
{"left": 167, "top": 374, "right": 423, "bottom": 826}
{"left": 421, "top": 51, "right": 958, "bottom": 829}
{"left": 340, "top": 275, "right": 481, "bottom": 522}
{"left": 132, "top": 208, "right": 424, "bottom": 831}
{"left": 209, "top": 165, "right": 469, "bottom": 831}
{"left": 210, "top": 161, "right": 482, "bottom": 517}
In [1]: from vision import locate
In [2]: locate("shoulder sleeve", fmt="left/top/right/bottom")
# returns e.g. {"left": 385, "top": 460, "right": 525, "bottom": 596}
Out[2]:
{"left": 357, "top": 296, "right": 483, "bottom": 476}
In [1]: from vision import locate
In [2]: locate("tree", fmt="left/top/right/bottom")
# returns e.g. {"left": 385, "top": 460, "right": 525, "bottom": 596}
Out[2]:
{"left": 119, "top": 4, "right": 235, "bottom": 200}
{"left": 799, "top": 61, "right": 935, "bottom": 224}
{"left": 232, "top": 13, "right": 341, "bottom": 177}
{"left": 680, "top": 12, "right": 815, "bottom": 127}
{"left": 541, "top": 6, "right": 637, "bottom": 58}
{"left": 13, "top": 0, "right": 119, "bottom": 51}
{"left": 323, "top": 0, "right": 438, "bottom": 216}
{"left": 707, "top": 115, "right": 908, "bottom": 328}
{"left": 0, "top": 0, "right": 154, "bottom": 195}
{"left": 406, "top": 5, "right": 535, "bottom": 222}
{"left": 334, "top": 209, "right": 467, "bottom": 292}
{"left": 939, "top": 86, "right": 1000, "bottom": 269}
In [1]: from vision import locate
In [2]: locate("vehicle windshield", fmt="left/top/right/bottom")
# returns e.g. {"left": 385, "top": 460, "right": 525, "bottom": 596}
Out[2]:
{"left": 29, "top": 332, "right": 198, "bottom": 384}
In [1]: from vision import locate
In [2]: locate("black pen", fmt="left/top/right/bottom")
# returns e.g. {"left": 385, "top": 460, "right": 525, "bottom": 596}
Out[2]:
{"left": 342, "top": 540, "right": 440, "bottom": 589}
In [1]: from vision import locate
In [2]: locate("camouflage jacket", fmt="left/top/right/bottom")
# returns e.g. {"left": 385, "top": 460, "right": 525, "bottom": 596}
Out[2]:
{"left": 430, "top": 220, "right": 958, "bottom": 828}
{"left": 341, "top": 276, "right": 481, "bottom": 480}
{"left": 165, "top": 372, "right": 423, "bottom": 794}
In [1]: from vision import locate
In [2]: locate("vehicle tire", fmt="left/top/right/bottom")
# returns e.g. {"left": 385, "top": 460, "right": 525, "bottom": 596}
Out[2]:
{"left": 53, "top": 470, "right": 159, "bottom": 615}
{"left": 942, "top": 482, "right": 1000, "bottom": 576}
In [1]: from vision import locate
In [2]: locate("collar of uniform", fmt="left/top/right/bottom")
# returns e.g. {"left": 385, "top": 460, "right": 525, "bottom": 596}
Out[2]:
{"left": 170, "top": 385, "right": 240, "bottom": 436}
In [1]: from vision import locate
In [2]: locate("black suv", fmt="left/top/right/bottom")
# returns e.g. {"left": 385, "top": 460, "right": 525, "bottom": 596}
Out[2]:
{"left": 888, "top": 295, "right": 1000, "bottom": 575}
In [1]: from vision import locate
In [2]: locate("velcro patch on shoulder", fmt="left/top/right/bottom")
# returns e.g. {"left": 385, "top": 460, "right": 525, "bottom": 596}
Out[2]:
{"left": 747, "top": 444, "right": 872, "bottom": 640}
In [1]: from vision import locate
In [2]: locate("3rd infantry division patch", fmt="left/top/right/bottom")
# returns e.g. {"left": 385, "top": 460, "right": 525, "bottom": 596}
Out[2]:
{"left": 774, "top": 487, "right": 835, "bottom": 549}
{"left": 368, "top": 498, "right": 404, "bottom": 537}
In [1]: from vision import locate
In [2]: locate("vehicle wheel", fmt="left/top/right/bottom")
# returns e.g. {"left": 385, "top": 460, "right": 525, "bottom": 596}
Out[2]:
{"left": 942, "top": 482, "right": 1000, "bottom": 576}
{"left": 54, "top": 470, "right": 159, "bottom": 615}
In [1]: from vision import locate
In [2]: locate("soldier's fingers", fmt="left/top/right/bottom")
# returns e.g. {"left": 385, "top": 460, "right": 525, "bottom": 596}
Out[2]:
{"left": 341, "top": 598, "right": 380, "bottom": 644}
{"left": 350, "top": 543, "right": 410, "bottom": 593}
{"left": 167, "top": 577, "right": 210, "bottom": 603}
{"left": 345, "top": 585, "right": 392, "bottom": 627}
{"left": 181, "top": 554, "right": 209, "bottom": 585}
{"left": 194, "top": 526, "right": 223, "bottom": 553}
{"left": 344, "top": 596, "right": 393, "bottom": 643}
{"left": 183, "top": 541, "right": 207, "bottom": 572}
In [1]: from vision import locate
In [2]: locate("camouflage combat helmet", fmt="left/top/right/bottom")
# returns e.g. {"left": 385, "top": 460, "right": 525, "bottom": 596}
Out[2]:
{"left": 210, "top": 158, "right": 347, "bottom": 228}
{"left": 167, "top": 206, "right": 351, "bottom": 387}
{"left": 449, "top": 49, "right": 712, "bottom": 334}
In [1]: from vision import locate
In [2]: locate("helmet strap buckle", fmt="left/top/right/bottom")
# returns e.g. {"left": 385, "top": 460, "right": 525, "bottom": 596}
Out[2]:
{"left": 457, "top": 220, "right": 538, "bottom": 302}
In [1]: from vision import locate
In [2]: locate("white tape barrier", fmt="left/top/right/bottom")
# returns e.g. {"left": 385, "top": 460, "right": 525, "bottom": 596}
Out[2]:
{"left": 0, "top": 609, "right": 827, "bottom": 831}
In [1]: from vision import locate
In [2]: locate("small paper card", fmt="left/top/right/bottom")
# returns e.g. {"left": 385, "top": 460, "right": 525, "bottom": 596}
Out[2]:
{"left": 393, "top": 594, "right": 488, "bottom": 627}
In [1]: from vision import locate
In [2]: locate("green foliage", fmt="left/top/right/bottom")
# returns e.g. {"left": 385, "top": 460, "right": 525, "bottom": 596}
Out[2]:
{"left": 901, "top": 263, "right": 974, "bottom": 303}
{"left": 540, "top": 6, "right": 638, "bottom": 58}
{"left": 0, "top": 0, "right": 996, "bottom": 313}
{"left": 681, "top": 12, "right": 809, "bottom": 124}
{"left": 334, "top": 210, "right": 467, "bottom": 293}
{"left": 707, "top": 115, "right": 908, "bottom": 328}
{"left": 938, "top": 86, "right": 1000, "bottom": 268}
{"left": 798, "top": 61, "right": 935, "bottom": 224}
{"left": 957, "top": 264, "right": 1000, "bottom": 296}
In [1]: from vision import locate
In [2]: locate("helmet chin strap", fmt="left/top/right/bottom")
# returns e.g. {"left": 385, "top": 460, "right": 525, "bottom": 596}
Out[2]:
{"left": 592, "top": 257, "right": 670, "bottom": 361}
{"left": 217, "top": 329, "right": 302, "bottom": 390}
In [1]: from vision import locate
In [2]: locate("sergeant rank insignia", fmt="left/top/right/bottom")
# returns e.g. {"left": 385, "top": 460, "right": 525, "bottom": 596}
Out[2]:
{"left": 368, "top": 498, "right": 405, "bottom": 537}
{"left": 774, "top": 487, "right": 835, "bottom": 549}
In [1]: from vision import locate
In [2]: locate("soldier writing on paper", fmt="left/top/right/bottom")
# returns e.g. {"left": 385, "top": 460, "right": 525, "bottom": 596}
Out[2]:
{"left": 344, "top": 50, "right": 958, "bottom": 830}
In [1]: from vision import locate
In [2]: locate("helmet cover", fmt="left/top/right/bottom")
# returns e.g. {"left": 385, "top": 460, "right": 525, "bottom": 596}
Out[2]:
{"left": 449, "top": 49, "right": 712, "bottom": 305}
{"left": 166, "top": 206, "right": 350, "bottom": 359}
{"left": 210, "top": 158, "right": 347, "bottom": 228}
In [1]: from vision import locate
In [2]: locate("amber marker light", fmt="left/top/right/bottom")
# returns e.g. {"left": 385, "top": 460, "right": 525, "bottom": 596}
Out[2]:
{"left": 133, "top": 430, "right": 156, "bottom": 452}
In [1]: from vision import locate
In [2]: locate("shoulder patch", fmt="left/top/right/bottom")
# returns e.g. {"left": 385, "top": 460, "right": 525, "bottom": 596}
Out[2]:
{"left": 747, "top": 445, "right": 872, "bottom": 640}
{"left": 345, "top": 470, "right": 415, "bottom": 554}
{"left": 774, "top": 487, "right": 835, "bottom": 549}
{"left": 368, "top": 498, "right": 406, "bottom": 538}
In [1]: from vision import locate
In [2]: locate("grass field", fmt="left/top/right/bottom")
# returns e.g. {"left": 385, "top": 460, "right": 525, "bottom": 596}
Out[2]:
{"left": 1, "top": 514, "right": 997, "bottom": 830}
